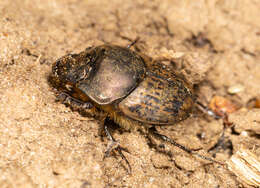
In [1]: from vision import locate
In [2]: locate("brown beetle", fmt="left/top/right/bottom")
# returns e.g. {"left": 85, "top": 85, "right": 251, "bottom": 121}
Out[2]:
{"left": 50, "top": 42, "right": 219, "bottom": 172}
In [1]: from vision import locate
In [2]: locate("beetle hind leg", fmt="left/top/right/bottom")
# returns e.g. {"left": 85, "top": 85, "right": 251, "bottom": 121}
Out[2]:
{"left": 148, "top": 127, "right": 224, "bottom": 165}
{"left": 103, "top": 122, "right": 132, "bottom": 174}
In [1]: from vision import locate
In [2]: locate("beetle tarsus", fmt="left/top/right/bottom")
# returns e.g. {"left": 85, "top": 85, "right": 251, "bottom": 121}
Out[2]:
{"left": 196, "top": 101, "right": 234, "bottom": 160}
{"left": 104, "top": 123, "right": 132, "bottom": 174}
{"left": 196, "top": 101, "right": 221, "bottom": 119}
{"left": 149, "top": 127, "right": 192, "bottom": 153}
{"left": 148, "top": 127, "right": 224, "bottom": 165}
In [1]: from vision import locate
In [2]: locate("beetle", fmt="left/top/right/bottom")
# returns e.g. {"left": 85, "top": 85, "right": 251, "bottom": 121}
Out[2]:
{"left": 49, "top": 41, "right": 220, "bottom": 172}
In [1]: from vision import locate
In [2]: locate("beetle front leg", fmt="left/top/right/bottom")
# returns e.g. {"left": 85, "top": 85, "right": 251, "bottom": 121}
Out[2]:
{"left": 57, "top": 92, "right": 93, "bottom": 109}
{"left": 103, "top": 122, "right": 132, "bottom": 174}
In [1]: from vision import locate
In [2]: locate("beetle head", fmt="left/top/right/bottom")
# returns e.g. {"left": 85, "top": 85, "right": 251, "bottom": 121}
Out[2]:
{"left": 51, "top": 47, "right": 100, "bottom": 90}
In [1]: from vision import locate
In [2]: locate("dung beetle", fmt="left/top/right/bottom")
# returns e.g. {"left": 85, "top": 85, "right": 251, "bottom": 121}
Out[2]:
{"left": 50, "top": 41, "right": 220, "bottom": 172}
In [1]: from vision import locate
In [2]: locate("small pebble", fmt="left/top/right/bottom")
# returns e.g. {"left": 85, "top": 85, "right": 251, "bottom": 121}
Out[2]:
{"left": 227, "top": 84, "right": 245, "bottom": 94}
{"left": 255, "top": 98, "right": 260, "bottom": 108}
{"left": 241, "top": 131, "right": 248, "bottom": 137}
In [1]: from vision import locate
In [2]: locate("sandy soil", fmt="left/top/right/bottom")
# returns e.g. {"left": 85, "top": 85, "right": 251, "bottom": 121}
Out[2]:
{"left": 0, "top": 0, "right": 259, "bottom": 187}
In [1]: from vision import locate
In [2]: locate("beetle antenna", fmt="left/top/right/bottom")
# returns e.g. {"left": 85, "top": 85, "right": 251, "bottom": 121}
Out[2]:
{"left": 148, "top": 127, "right": 224, "bottom": 165}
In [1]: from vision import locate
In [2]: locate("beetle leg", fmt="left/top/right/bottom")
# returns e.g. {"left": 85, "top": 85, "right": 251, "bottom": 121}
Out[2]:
{"left": 148, "top": 127, "right": 224, "bottom": 165}
{"left": 57, "top": 92, "right": 93, "bottom": 109}
{"left": 126, "top": 37, "right": 140, "bottom": 49}
{"left": 196, "top": 101, "right": 234, "bottom": 157}
{"left": 104, "top": 123, "right": 132, "bottom": 174}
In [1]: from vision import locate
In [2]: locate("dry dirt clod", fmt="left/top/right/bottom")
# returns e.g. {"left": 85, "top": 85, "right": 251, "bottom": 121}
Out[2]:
{"left": 227, "top": 149, "right": 260, "bottom": 187}
{"left": 209, "top": 96, "right": 240, "bottom": 117}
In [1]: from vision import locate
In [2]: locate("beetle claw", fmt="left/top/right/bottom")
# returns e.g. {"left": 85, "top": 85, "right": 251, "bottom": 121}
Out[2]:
{"left": 115, "top": 146, "right": 132, "bottom": 174}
